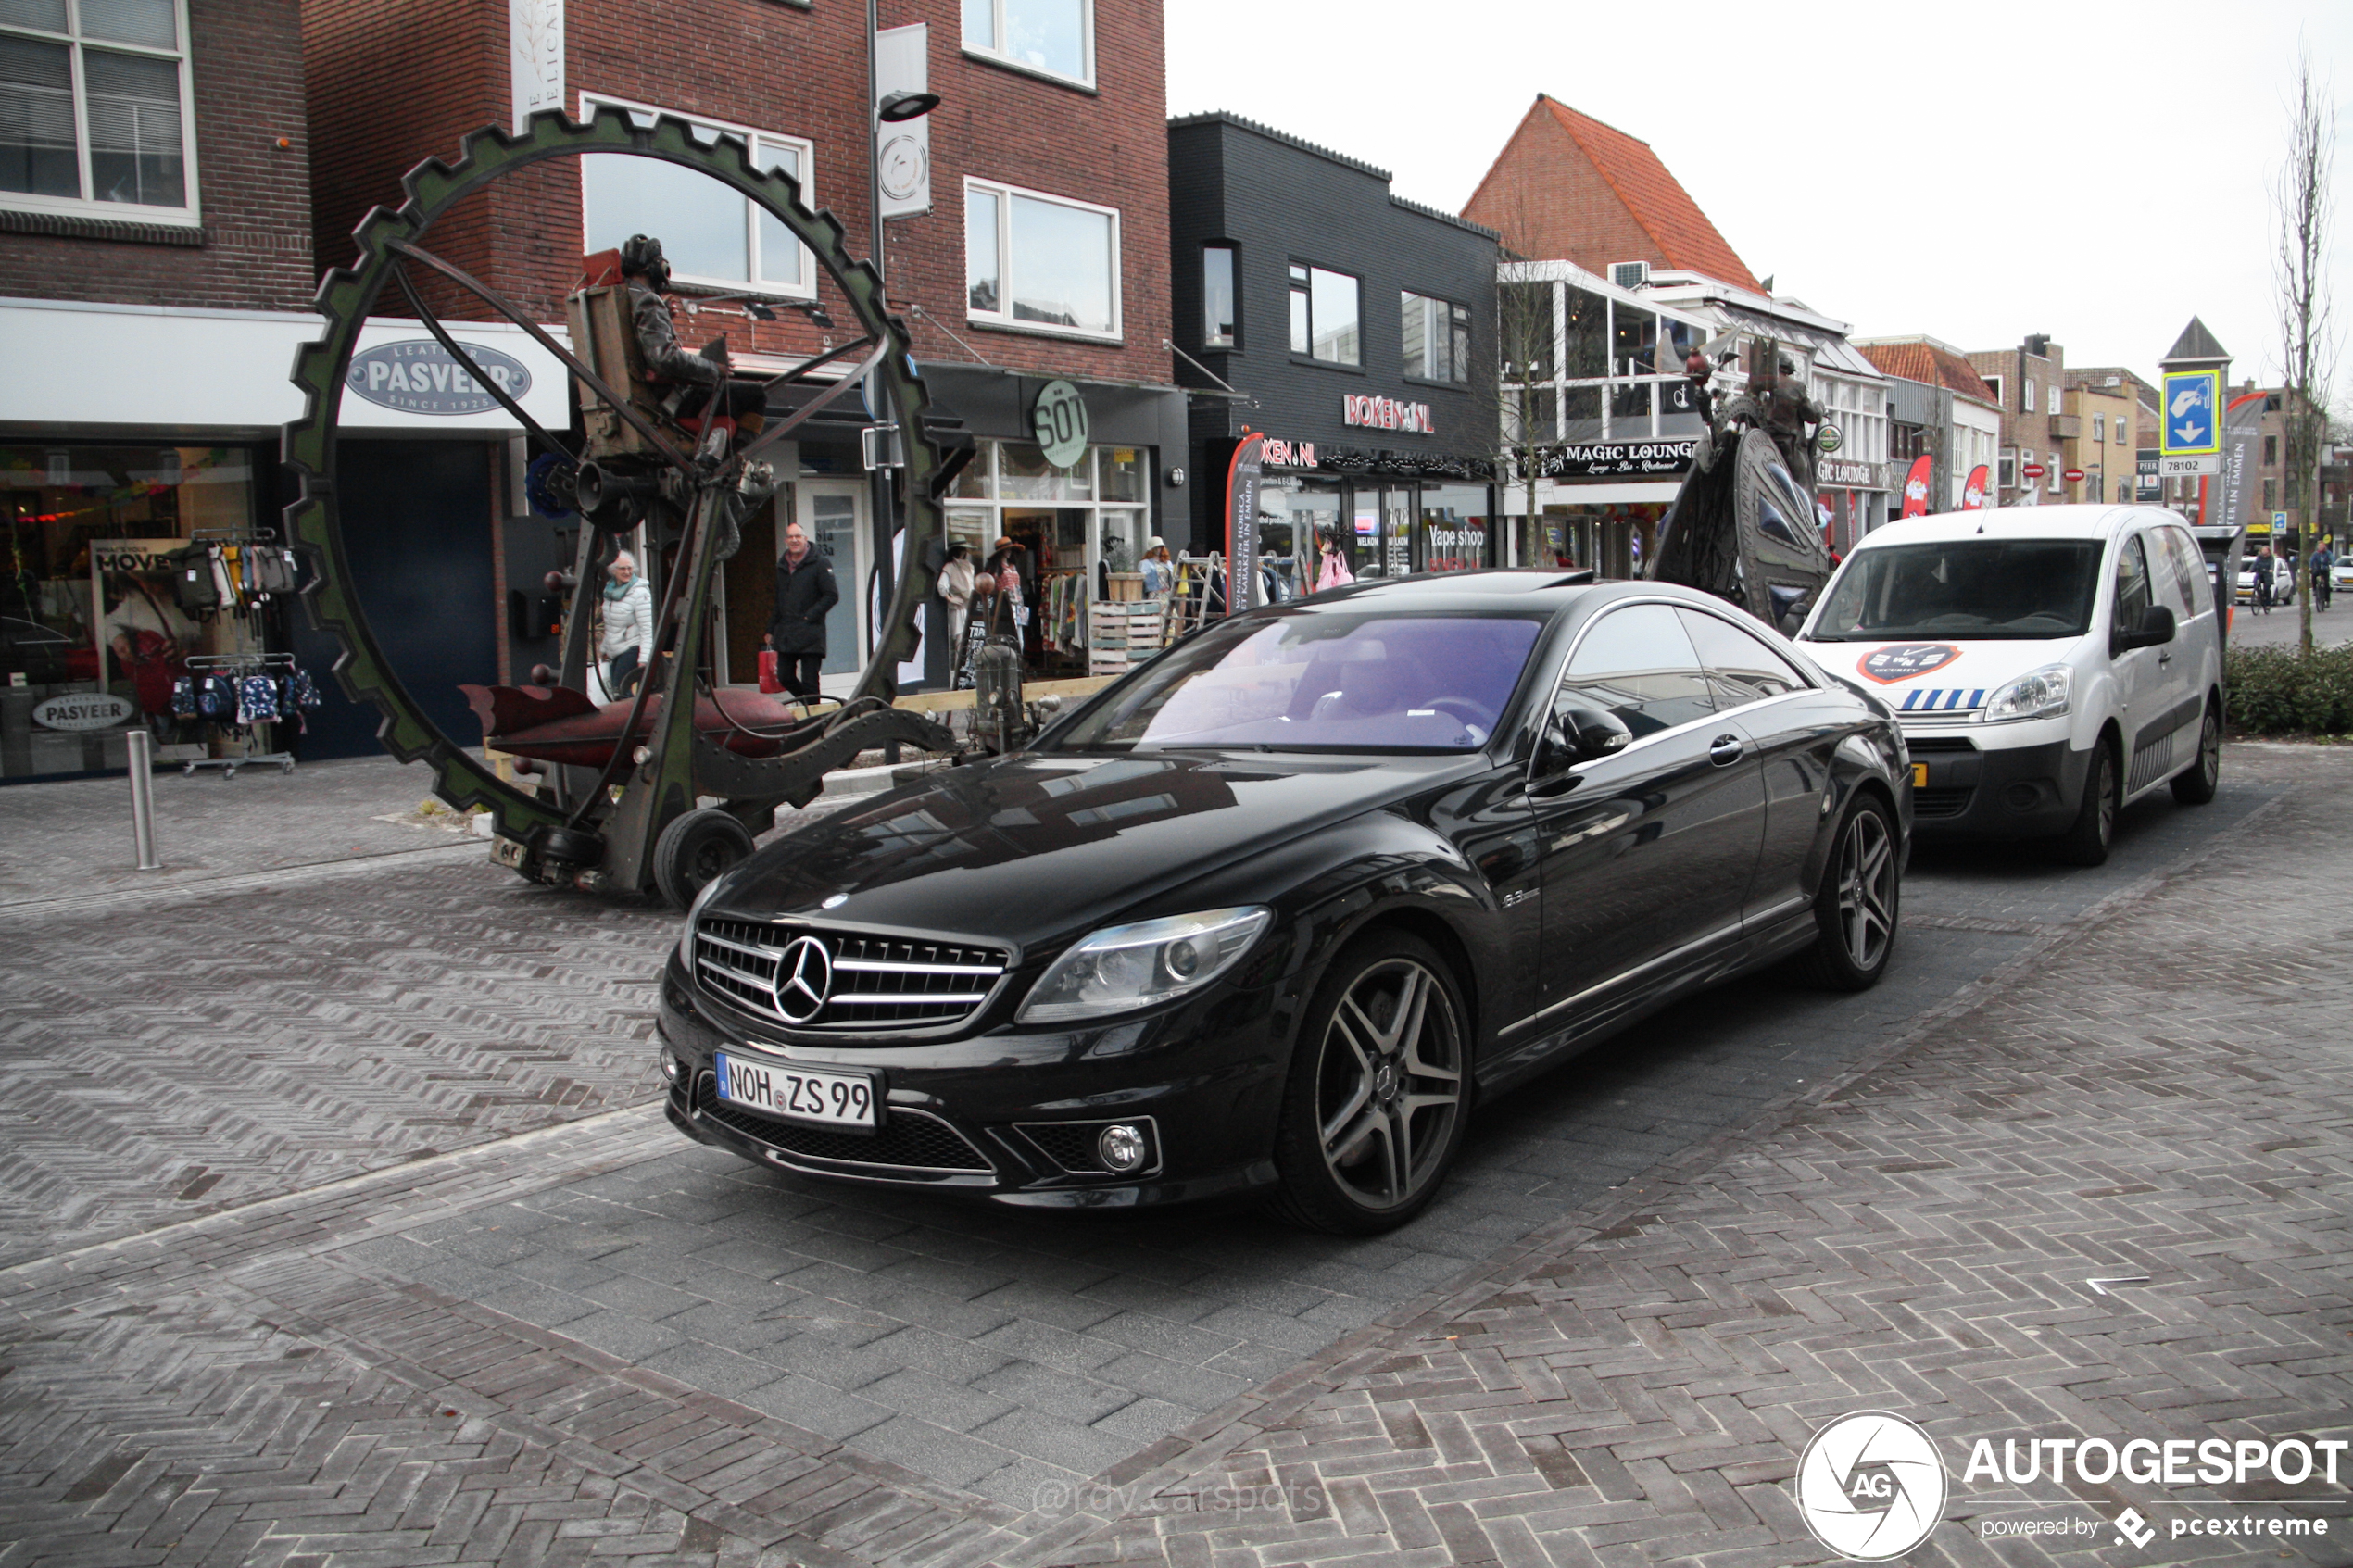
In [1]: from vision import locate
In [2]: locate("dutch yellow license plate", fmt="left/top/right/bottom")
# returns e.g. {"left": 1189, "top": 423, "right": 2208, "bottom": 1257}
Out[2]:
{"left": 1911, "top": 763, "right": 1928, "bottom": 789}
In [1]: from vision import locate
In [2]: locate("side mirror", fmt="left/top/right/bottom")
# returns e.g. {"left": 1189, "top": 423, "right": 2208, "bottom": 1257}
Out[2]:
{"left": 2114, "top": 603, "right": 2176, "bottom": 652}
{"left": 1558, "top": 705, "right": 1633, "bottom": 763}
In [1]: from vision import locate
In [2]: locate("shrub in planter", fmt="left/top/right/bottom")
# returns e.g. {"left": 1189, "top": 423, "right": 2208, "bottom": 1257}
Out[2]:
{"left": 2226, "top": 644, "right": 2353, "bottom": 734}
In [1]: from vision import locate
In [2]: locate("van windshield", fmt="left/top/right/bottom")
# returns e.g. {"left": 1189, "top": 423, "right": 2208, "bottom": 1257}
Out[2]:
{"left": 1809, "top": 539, "right": 2105, "bottom": 642}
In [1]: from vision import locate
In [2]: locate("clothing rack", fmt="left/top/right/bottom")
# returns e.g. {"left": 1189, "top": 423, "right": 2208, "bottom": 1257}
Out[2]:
{"left": 178, "top": 652, "right": 298, "bottom": 777}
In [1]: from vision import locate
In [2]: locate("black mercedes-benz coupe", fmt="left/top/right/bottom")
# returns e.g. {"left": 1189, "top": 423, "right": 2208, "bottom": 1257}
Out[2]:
{"left": 656, "top": 573, "right": 1911, "bottom": 1233}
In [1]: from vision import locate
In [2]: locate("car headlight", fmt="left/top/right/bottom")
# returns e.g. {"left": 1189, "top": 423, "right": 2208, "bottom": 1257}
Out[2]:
{"left": 1982, "top": 663, "right": 2073, "bottom": 723}
{"left": 675, "top": 876, "right": 726, "bottom": 968}
{"left": 1016, "top": 906, "right": 1272, "bottom": 1025}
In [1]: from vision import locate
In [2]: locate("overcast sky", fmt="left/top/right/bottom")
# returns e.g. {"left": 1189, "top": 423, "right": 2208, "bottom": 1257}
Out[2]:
{"left": 1167, "top": 0, "right": 2353, "bottom": 395}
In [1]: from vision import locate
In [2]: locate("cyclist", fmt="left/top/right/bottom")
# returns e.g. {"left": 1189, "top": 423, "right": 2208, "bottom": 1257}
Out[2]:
{"left": 2312, "top": 543, "right": 2335, "bottom": 612}
{"left": 2253, "top": 546, "right": 2276, "bottom": 613}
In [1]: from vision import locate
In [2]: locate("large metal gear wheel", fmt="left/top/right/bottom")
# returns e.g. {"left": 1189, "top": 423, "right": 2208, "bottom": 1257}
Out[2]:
{"left": 282, "top": 105, "right": 945, "bottom": 850}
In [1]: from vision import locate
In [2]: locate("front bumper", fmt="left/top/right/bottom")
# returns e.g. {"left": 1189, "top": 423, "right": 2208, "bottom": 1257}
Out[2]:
{"left": 1901, "top": 731, "right": 2090, "bottom": 839}
{"left": 655, "top": 958, "right": 1288, "bottom": 1210}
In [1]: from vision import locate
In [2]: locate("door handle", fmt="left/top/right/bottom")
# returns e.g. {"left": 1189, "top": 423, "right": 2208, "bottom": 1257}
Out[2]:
{"left": 2158, "top": 651, "right": 2172, "bottom": 665}
{"left": 1707, "top": 734, "right": 1743, "bottom": 767}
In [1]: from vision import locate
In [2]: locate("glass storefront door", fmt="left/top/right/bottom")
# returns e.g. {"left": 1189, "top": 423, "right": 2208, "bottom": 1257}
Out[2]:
{"left": 1418, "top": 483, "right": 1491, "bottom": 573}
{"left": 797, "top": 481, "right": 866, "bottom": 680}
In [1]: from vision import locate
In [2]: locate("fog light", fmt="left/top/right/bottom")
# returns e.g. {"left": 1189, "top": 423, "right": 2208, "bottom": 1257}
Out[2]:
{"left": 2004, "top": 783, "right": 2042, "bottom": 810}
{"left": 1097, "top": 1123, "right": 1148, "bottom": 1173}
{"left": 659, "top": 1046, "right": 681, "bottom": 1083}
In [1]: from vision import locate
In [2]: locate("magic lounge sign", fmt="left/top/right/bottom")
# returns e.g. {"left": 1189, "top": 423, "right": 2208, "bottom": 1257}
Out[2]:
{"left": 1536, "top": 439, "right": 1698, "bottom": 479}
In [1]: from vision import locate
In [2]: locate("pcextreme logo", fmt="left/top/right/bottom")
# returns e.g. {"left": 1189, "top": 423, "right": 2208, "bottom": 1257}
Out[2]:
{"left": 1794, "top": 1411, "right": 1947, "bottom": 1561}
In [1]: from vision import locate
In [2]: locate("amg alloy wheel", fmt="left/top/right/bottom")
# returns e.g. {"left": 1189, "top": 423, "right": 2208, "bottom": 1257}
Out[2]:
{"left": 1793, "top": 795, "right": 1899, "bottom": 991}
{"left": 1271, "top": 932, "right": 1468, "bottom": 1235}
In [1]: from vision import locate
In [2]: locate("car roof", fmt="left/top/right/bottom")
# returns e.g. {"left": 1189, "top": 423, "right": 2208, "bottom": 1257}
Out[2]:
{"left": 1845, "top": 504, "right": 2164, "bottom": 550}
{"left": 1281, "top": 571, "right": 1724, "bottom": 616}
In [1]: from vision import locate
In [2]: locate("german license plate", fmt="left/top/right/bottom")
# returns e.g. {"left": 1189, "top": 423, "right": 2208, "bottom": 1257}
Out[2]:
{"left": 491, "top": 836, "right": 527, "bottom": 869}
{"left": 1910, "top": 762, "right": 1928, "bottom": 789}
{"left": 713, "top": 1050, "right": 879, "bottom": 1132}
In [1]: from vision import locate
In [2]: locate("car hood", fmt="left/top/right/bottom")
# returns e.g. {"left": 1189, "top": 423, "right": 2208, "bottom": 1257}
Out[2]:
{"left": 1796, "top": 635, "right": 2086, "bottom": 717}
{"left": 709, "top": 749, "right": 1482, "bottom": 950}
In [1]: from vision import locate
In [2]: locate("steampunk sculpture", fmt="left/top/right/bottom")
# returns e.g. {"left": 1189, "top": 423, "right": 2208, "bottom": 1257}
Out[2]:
{"left": 285, "top": 108, "right": 967, "bottom": 908}
{"left": 1646, "top": 338, "right": 1838, "bottom": 633}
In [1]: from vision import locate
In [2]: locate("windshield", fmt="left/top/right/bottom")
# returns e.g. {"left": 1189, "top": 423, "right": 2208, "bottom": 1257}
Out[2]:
{"left": 1046, "top": 610, "right": 1547, "bottom": 754}
{"left": 1809, "top": 539, "right": 2105, "bottom": 642}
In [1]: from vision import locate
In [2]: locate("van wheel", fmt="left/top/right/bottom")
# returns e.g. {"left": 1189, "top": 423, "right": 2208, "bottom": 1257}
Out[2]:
{"left": 2171, "top": 702, "right": 2221, "bottom": 805}
{"left": 1792, "top": 795, "right": 1899, "bottom": 991}
{"left": 1267, "top": 931, "right": 1470, "bottom": 1236}
{"left": 2053, "top": 742, "right": 2117, "bottom": 866}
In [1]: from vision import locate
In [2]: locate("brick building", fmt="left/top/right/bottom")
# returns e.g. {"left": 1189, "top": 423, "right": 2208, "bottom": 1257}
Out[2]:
{"left": 2057, "top": 367, "right": 2152, "bottom": 506}
{"left": 1462, "top": 94, "right": 1756, "bottom": 289}
{"left": 300, "top": 0, "right": 1185, "bottom": 718}
{"left": 1966, "top": 335, "right": 2068, "bottom": 507}
{"left": 1852, "top": 337, "right": 2003, "bottom": 513}
{"left": 0, "top": 0, "right": 334, "bottom": 777}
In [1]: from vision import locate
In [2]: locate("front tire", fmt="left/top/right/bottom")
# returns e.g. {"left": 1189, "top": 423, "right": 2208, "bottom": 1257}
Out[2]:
{"left": 2053, "top": 741, "right": 2118, "bottom": 866}
{"left": 2171, "top": 701, "right": 2221, "bottom": 805}
{"left": 1268, "top": 931, "right": 1470, "bottom": 1236}
{"left": 1792, "top": 795, "right": 1899, "bottom": 991}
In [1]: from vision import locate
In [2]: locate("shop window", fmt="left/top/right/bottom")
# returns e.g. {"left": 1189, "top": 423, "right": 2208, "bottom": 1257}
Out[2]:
{"left": 1418, "top": 483, "right": 1489, "bottom": 574}
{"left": 1100, "top": 447, "right": 1146, "bottom": 503}
{"left": 961, "top": 0, "right": 1091, "bottom": 87}
{"left": 1202, "top": 243, "right": 1236, "bottom": 349}
{"left": 1402, "top": 292, "right": 1470, "bottom": 383}
{"left": 965, "top": 178, "right": 1119, "bottom": 339}
{"left": 1288, "top": 262, "right": 1359, "bottom": 366}
{"left": 1000, "top": 441, "right": 1092, "bottom": 501}
{"left": 579, "top": 94, "right": 812, "bottom": 296}
{"left": 1, "top": 0, "right": 194, "bottom": 219}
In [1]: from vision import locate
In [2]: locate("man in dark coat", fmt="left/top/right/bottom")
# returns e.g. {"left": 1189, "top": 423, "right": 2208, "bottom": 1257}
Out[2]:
{"left": 764, "top": 521, "right": 837, "bottom": 698}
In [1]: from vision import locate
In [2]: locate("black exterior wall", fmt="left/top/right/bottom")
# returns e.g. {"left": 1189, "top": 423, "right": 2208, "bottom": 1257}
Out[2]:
{"left": 1167, "top": 114, "right": 1500, "bottom": 557}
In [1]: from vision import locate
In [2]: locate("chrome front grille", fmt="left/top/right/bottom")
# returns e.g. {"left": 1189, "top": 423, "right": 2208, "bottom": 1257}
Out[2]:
{"left": 692, "top": 918, "right": 1009, "bottom": 1033}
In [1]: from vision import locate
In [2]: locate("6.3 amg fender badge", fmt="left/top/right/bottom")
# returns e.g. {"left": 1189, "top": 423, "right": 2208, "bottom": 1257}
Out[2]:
{"left": 1858, "top": 644, "right": 1962, "bottom": 684}
{"left": 1794, "top": 1410, "right": 1947, "bottom": 1560}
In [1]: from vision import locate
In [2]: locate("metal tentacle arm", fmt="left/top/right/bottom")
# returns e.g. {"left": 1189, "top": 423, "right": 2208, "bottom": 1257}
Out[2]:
{"left": 736, "top": 332, "right": 894, "bottom": 465}
{"left": 758, "top": 333, "right": 878, "bottom": 390}
{"left": 384, "top": 238, "right": 698, "bottom": 476}
{"left": 392, "top": 265, "right": 571, "bottom": 458}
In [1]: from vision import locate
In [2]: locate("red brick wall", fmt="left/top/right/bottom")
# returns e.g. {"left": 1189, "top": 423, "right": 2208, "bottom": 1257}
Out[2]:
{"left": 0, "top": 0, "right": 313, "bottom": 311}
{"left": 1463, "top": 109, "right": 1659, "bottom": 274}
{"left": 302, "top": 0, "right": 1171, "bottom": 383}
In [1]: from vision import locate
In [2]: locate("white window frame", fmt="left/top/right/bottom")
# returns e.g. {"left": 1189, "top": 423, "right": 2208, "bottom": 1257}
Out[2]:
{"left": 576, "top": 92, "right": 814, "bottom": 299}
{"left": 2023, "top": 379, "right": 2035, "bottom": 413}
{"left": 963, "top": 175, "right": 1122, "bottom": 343}
{"left": 0, "top": 0, "right": 201, "bottom": 224}
{"left": 961, "top": 0, "right": 1095, "bottom": 90}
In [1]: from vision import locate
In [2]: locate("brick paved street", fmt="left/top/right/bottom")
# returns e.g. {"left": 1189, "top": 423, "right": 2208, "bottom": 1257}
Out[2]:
{"left": 0, "top": 746, "right": 2344, "bottom": 1565}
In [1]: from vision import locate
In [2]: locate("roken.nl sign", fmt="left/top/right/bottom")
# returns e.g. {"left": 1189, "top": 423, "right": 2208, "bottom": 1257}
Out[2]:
{"left": 346, "top": 340, "right": 534, "bottom": 415}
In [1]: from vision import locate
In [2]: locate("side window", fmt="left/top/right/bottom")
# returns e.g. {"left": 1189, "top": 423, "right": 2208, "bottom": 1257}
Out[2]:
{"left": 1558, "top": 604, "right": 1716, "bottom": 738}
{"left": 2112, "top": 533, "right": 2153, "bottom": 629}
{"left": 1677, "top": 608, "right": 1811, "bottom": 709}
{"left": 2158, "top": 526, "right": 2206, "bottom": 616}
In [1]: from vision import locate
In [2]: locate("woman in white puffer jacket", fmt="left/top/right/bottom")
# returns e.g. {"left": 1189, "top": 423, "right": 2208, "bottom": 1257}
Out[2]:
{"left": 598, "top": 551, "right": 655, "bottom": 697}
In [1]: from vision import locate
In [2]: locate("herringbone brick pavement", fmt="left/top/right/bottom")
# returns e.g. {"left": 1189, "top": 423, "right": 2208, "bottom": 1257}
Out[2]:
{"left": 1007, "top": 759, "right": 2353, "bottom": 1567}
{"left": 0, "top": 748, "right": 2345, "bottom": 1568}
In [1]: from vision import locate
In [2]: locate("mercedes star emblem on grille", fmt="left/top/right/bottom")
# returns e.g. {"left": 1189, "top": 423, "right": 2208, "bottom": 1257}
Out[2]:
{"left": 771, "top": 935, "right": 832, "bottom": 1023}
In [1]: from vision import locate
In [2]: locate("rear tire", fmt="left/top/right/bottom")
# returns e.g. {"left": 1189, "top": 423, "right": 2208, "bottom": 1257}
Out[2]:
{"left": 653, "top": 808, "right": 754, "bottom": 909}
{"left": 1267, "top": 931, "right": 1471, "bottom": 1236}
{"left": 2171, "top": 701, "right": 2221, "bottom": 805}
{"left": 1792, "top": 795, "right": 1899, "bottom": 991}
{"left": 2052, "top": 741, "right": 2117, "bottom": 867}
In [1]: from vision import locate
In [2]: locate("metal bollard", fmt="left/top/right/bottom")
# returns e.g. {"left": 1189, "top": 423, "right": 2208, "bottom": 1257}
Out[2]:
{"left": 126, "top": 728, "right": 160, "bottom": 871}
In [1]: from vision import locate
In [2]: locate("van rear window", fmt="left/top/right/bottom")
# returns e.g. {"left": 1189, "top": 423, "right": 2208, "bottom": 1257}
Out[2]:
{"left": 1810, "top": 540, "right": 2105, "bottom": 641}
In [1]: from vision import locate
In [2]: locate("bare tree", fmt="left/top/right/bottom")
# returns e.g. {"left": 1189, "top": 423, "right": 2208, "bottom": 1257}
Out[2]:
{"left": 2276, "top": 46, "right": 2336, "bottom": 656}
{"left": 1495, "top": 264, "right": 1555, "bottom": 565}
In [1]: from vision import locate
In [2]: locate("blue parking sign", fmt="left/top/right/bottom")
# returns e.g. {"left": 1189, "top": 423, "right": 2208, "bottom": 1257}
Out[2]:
{"left": 2161, "top": 370, "right": 2221, "bottom": 456}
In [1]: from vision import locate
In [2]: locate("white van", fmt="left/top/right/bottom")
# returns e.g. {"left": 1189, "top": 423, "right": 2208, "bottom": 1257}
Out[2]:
{"left": 1797, "top": 506, "right": 2224, "bottom": 865}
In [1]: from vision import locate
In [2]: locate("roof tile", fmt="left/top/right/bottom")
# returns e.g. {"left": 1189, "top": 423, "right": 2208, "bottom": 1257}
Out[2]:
{"left": 1857, "top": 340, "right": 1999, "bottom": 403}
{"left": 1539, "top": 99, "right": 1757, "bottom": 292}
